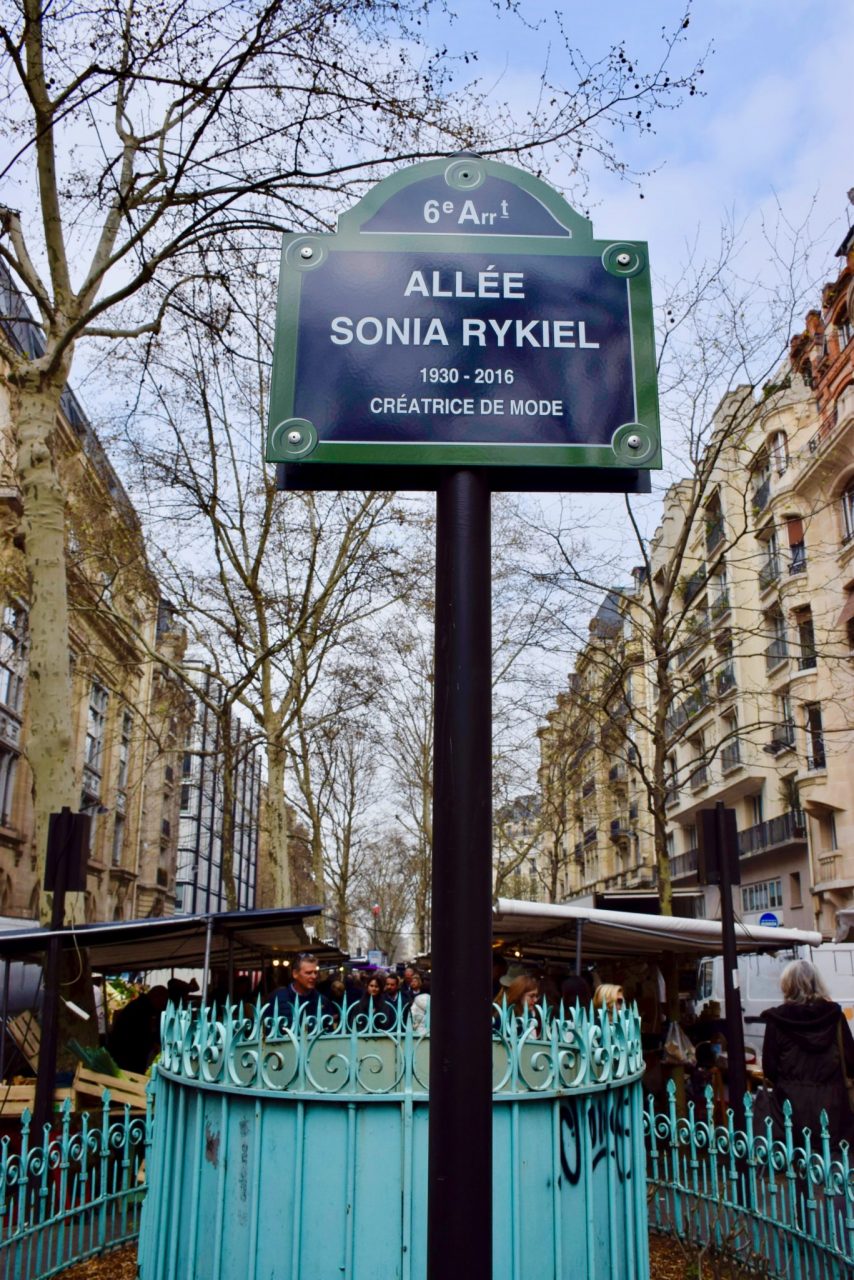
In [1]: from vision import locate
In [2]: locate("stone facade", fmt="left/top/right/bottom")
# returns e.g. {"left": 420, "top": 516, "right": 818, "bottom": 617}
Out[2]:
{"left": 540, "top": 240, "right": 854, "bottom": 937}
{"left": 0, "top": 265, "right": 192, "bottom": 921}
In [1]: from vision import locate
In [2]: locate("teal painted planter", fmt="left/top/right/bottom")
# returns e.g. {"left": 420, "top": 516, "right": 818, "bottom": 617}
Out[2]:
{"left": 139, "top": 1002, "right": 649, "bottom": 1279}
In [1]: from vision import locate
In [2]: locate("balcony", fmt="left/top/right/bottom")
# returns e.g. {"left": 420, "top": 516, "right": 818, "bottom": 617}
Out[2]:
{"left": 765, "top": 638, "right": 788, "bottom": 672}
{"left": 715, "top": 664, "right": 736, "bottom": 697}
{"left": 609, "top": 819, "right": 630, "bottom": 841}
{"left": 608, "top": 764, "right": 627, "bottom": 784}
{"left": 689, "top": 765, "right": 709, "bottom": 792}
{"left": 797, "top": 652, "right": 817, "bottom": 672}
{"left": 765, "top": 721, "right": 796, "bottom": 755}
{"left": 752, "top": 477, "right": 771, "bottom": 514}
{"left": 738, "top": 809, "right": 806, "bottom": 859}
{"left": 806, "top": 743, "right": 826, "bottom": 771}
{"left": 759, "top": 558, "right": 780, "bottom": 593}
{"left": 665, "top": 787, "right": 680, "bottom": 809}
{"left": 670, "top": 848, "right": 698, "bottom": 880}
{"left": 721, "top": 741, "right": 742, "bottom": 773}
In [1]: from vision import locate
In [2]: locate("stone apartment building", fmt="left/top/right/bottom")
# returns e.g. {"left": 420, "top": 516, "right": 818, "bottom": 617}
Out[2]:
{"left": 0, "top": 264, "right": 192, "bottom": 922}
{"left": 540, "top": 234, "right": 854, "bottom": 939}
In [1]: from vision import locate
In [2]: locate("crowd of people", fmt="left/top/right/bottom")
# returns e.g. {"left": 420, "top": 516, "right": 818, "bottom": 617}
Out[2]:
{"left": 104, "top": 951, "right": 854, "bottom": 1150}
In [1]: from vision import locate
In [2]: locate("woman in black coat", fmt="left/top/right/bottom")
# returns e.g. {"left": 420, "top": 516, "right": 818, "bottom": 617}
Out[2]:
{"left": 347, "top": 973, "right": 395, "bottom": 1032}
{"left": 761, "top": 959, "right": 854, "bottom": 1147}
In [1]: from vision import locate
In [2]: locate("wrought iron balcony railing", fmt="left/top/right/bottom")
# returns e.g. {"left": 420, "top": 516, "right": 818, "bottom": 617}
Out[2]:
{"left": 720, "top": 741, "right": 741, "bottom": 772}
{"left": 738, "top": 808, "right": 806, "bottom": 858}
{"left": 670, "top": 847, "right": 698, "bottom": 879}
{"left": 764, "top": 720, "right": 796, "bottom": 755}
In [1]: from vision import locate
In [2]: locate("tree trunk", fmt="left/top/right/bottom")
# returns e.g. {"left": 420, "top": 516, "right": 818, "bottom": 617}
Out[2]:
{"left": 259, "top": 737, "right": 290, "bottom": 906}
{"left": 14, "top": 372, "right": 76, "bottom": 917}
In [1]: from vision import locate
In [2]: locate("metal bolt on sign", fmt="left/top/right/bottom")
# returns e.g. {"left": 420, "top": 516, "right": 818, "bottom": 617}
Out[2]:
{"left": 299, "top": 246, "right": 314, "bottom": 259}
{"left": 627, "top": 434, "right": 642, "bottom": 450}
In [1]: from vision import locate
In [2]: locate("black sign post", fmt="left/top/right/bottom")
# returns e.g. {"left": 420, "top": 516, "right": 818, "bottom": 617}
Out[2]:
{"left": 34, "top": 807, "right": 90, "bottom": 1134}
{"left": 698, "top": 802, "right": 747, "bottom": 1130}
{"left": 265, "top": 155, "right": 662, "bottom": 1277}
{"left": 428, "top": 470, "right": 493, "bottom": 1279}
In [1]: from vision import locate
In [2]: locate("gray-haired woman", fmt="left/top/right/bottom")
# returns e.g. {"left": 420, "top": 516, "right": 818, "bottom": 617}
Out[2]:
{"left": 761, "top": 959, "right": 854, "bottom": 1146}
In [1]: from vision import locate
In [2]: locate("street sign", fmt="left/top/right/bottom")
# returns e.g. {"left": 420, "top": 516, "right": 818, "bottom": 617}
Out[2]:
{"left": 267, "top": 155, "right": 661, "bottom": 471}
{"left": 758, "top": 912, "right": 780, "bottom": 928}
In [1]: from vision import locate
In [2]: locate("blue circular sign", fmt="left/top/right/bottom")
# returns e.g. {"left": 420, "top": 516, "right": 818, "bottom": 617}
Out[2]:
{"left": 758, "top": 911, "right": 780, "bottom": 928}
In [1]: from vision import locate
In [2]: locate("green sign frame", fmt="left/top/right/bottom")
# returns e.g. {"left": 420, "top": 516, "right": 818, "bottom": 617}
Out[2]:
{"left": 267, "top": 156, "right": 661, "bottom": 471}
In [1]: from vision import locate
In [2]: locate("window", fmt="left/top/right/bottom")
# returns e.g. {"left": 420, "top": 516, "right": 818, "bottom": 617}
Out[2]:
{"left": 111, "top": 814, "right": 125, "bottom": 867}
{"left": 785, "top": 516, "right": 806, "bottom": 575}
{"left": 837, "top": 315, "right": 853, "bottom": 351}
{"left": 804, "top": 703, "right": 825, "bottom": 770}
{"left": 795, "top": 609, "right": 816, "bottom": 671}
{"left": 769, "top": 431, "right": 789, "bottom": 476}
{"left": 789, "top": 872, "right": 803, "bottom": 909}
{"left": 741, "top": 878, "right": 783, "bottom": 914}
{"left": 685, "top": 824, "right": 697, "bottom": 851}
{"left": 0, "top": 606, "right": 27, "bottom": 716}
{"left": 721, "top": 710, "right": 740, "bottom": 771}
{"left": 838, "top": 584, "right": 854, "bottom": 651}
{"left": 666, "top": 832, "right": 675, "bottom": 859}
{"left": 765, "top": 608, "right": 788, "bottom": 670}
{"left": 180, "top": 783, "right": 191, "bottom": 812}
{"left": 85, "top": 682, "right": 109, "bottom": 772}
{"left": 842, "top": 483, "right": 854, "bottom": 545}
{"left": 117, "top": 711, "right": 132, "bottom": 790}
{"left": 751, "top": 791, "right": 764, "bottom": 826}
{"left": 759, "top": 528, "right": 780, "bottom": 589}
{"left": 0, "top": 749, "right": 17, "bottom": 827}
{"left": 705, "top": 493, "right": 725, "bottom": 553}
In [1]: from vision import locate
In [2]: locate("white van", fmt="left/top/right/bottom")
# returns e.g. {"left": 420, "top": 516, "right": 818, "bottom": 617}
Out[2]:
{"left": 695, "top": 943, "right": 854, "bottom": 1058}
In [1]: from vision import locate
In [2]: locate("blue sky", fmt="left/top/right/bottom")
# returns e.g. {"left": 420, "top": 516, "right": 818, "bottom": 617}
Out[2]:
{"left": 425, "top": 0, "right": 852, "bottom": 289}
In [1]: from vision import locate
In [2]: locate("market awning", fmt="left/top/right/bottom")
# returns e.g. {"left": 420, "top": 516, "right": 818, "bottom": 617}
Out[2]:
{"left": 0, "top": 905, "right": 341, "bottom": 973}
{"left": 493, "top": 898, "right": 822, "bottom": 963}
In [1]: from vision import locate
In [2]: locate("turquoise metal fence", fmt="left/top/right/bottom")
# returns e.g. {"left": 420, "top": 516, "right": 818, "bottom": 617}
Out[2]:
{"left": 2, "top": 1027, "right": 852, "bottom": 1280}
{"left": 0, "top": 1093, "right": 151, "bottom": 1280}
{"left": 645, "top": 1081, "right": 854, "bottom": 1279}
{"left": 138, "top": 999, "right": 649, "bottom": 1280}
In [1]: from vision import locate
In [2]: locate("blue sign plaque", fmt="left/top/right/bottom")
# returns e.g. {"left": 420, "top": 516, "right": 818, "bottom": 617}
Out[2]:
{"left": 268, "top": 156, "right": 660, "bottom": 470}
